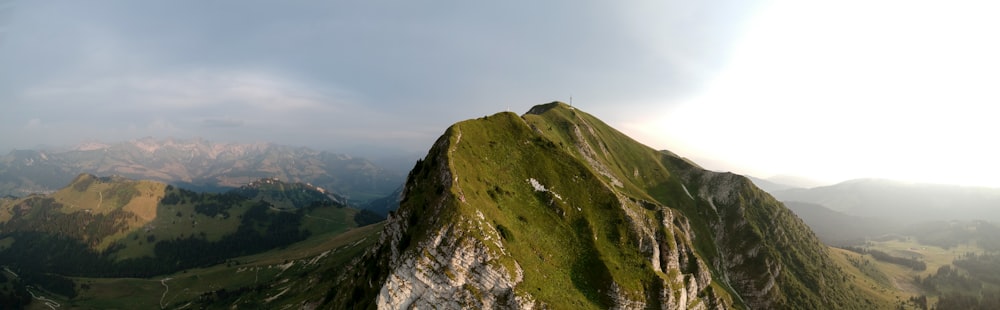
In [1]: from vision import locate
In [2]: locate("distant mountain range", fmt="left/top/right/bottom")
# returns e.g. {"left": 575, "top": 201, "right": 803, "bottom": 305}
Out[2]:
{"left": 770, "top": 178, "right": 1000, "bottom": 223}
{"left": 765, "top": 174, "right": 828, "bottom": 188}
{"left": 781, "top": 201, "right": 897, "bottom": 245}
{"left": 0, "top": 138, "right": 407, "bottom": 204}
{"left": 746, "top": 177, "right": 1000, "bottom": 246}
{"left": 747, "top": 176, "right": 800, "bottom": 192}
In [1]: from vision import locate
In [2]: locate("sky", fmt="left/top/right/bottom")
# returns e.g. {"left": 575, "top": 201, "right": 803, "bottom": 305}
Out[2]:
{"left": 1, "top": 1, "right": 998, "bottom": 187}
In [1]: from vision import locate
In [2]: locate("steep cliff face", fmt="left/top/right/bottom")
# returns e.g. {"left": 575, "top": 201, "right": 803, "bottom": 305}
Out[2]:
{"left": 331, "top": 102, "right": 874, "bottom": 309}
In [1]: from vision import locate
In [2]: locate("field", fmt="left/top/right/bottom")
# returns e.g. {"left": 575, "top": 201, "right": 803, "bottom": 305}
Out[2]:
{"left": 28, "top": 223, "right": 383, "bottom": 309}
{"left": 831, "top": 235, "right": 992, "bottom": 309}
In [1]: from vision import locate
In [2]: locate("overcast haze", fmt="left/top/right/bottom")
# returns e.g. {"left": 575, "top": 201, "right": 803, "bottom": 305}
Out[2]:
{"left": 2, "top": 1, "right": 998, "bottom": 187}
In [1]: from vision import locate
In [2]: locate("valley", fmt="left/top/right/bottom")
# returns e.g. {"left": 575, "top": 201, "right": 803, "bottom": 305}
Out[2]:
{"left": 66, "top": 222, "right": 383, "bottom": 309}
{"left": 752, "top": 178, "right": 1000, "bottom": 309}
{"left": 0, "top": 173, "right": 384, "bottom": 309}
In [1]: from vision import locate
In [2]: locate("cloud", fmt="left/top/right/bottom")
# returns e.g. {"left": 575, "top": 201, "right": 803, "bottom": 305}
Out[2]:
{"left": 24, "top": 118, "right": 41, "bottom": 128}
{"left": 0, "top": 1, "right": 765, "bottom": 155}
{"left": 146, "top": 119, "right": 178, "bottom": 132}
{"left": 202, "top": 118, "right": 244, "bottom": 128}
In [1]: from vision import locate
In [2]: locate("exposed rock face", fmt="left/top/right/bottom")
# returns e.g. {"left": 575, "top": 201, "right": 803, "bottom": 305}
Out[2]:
{"left": 376, "top": 222, "right": 533, "bottom": 309}
{"left": 331, "top": 102, "right": 872, "bottom": 309}
{"left": 617, "top": 195, "right": 727, "bottom": 309}
{"left": 692, "top": 171, "right": 779, "bottom": 309}
{"left": 373, "top": 130, "right": 533, "bottom": 309}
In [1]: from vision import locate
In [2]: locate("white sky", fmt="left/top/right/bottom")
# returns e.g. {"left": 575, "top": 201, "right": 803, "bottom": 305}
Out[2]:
{"left": 622, "top": 0, "right": 1000, "bottom": 187}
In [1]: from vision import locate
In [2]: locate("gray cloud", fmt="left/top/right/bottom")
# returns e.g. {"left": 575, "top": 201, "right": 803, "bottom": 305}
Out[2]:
{"left": 202, "top": 118, "right": 244, "bottom": 128}
{"left": 0, "top": 0, "right": 761, "bottom": 153}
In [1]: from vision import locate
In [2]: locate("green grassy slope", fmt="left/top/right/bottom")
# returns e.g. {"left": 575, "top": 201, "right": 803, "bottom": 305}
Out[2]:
{"left": 523, "top": 102, "right": 876, "bottom": 308}
{"left": 32, "top": 223, "right": 383, "bottom": 309}
{"left": 328, "top": 102, "right": 880, "bottom": 309}
{"left": 0, "top": 174, "right": 378, "bottom": 306}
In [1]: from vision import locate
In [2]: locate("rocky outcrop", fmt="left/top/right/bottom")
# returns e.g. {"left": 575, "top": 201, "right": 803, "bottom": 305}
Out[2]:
{"left": 376, "top": 221, "right": 533, "bottom": 309}
{"left": 368, "top": 128, "right": 537, "bottom": 309}
{"left": 617, "top": 195, "right": 728, "bottom": 309}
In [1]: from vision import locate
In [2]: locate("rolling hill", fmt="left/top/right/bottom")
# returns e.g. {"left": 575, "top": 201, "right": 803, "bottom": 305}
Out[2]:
{"left": 782, "top": 201, "right": 897, "bottom": 245}
{"left": 0, "top": 173, "right": 378, "bottom": 303}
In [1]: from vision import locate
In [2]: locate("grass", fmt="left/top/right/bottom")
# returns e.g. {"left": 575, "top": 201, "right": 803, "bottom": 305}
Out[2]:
{"left": 0, "top": 173, "right": 364, "bottom": 262}
{"left": 824, "top": 237, "right": 996, "bottom": 309}
{"left": 828, "top": 247, "right": 898, "bottom": 308}
{"left": 444, "top": 112, "right": 644, "bottom": 308}
{"left": 374, "top": 102, "right": 873, "bottom": 308}
{"left": 868, "top": 238, "right": 981, "bottom": 278}
{"left": 63, "top": 223, "right": 383, "bottom": 309}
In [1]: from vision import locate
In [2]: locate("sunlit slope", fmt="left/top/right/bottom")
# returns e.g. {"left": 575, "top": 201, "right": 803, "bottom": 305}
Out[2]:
{"left": 329, "top": 102, "right": 880, "bottom": 309}
{"left": 0, "top": 174, "right": 374, "bottom": 280}
{"left": 46, "top": 223, "right": 384, "bottom": 309}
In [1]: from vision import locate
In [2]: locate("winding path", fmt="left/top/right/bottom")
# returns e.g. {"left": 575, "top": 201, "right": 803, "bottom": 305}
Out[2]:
{"left": 28, "top": 288, "right": 60, "bottom": 310}
{"left": 160, "top": 277, "right": 173, "bottom": 309}
{"left": 304, "top": 214, "right": 337, "bottom": 223}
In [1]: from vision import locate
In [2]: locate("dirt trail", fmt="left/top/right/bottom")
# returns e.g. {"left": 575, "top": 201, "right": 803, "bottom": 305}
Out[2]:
{"left": 28, "top": 288, "right": 60, "bottom": 310}
{"left": 891, "top": 274, "right": 921, "bottom": 294}
{"left": 160, "top": 277, "right": 173, "bottom": 309}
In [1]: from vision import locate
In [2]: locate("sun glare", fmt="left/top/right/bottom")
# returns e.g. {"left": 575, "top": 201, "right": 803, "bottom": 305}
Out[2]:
{"left": 638, "top": 0, "right": 1000, "bottom": 187}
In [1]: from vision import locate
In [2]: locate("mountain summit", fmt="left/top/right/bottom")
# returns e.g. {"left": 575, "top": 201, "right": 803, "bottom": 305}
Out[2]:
{"left": 327, "top": 102, "right": 875, "bottom": 309}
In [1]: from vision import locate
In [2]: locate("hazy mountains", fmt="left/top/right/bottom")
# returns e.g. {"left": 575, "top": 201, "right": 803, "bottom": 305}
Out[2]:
{"left": 745, "top": 177, "right": 1000, "bottom": 245}
{"left": 747, "top": 176, "right": 800, "bottom": 192}
{"left": 0, "top": 138, "right": 406, "bottom": 204}
{"left": 768, "top": 178, "right": 1000, "bottom": 224}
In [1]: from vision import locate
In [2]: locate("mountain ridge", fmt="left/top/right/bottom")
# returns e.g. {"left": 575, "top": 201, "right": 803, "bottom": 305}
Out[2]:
{"left": 771, "top": 178, "right": 1000, "bottom": 223}
{"left": 325, "top": 102, "right": 879, "bottom": 309}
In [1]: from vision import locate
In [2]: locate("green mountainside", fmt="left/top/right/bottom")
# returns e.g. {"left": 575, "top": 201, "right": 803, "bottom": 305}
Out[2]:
{"left": 323, "top": 102, "right": 882, "bottom": 309}
{"left": 0, "top": 174, "right": 374, "bottom": 303}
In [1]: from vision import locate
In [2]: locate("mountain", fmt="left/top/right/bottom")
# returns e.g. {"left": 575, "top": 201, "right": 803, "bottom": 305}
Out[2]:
{"left": 747, "top": 176, "right": 799, "bottom": 193}
{"left": 317, "top": 102, "right": 879, "bottom": 309}
{"left": 231, "top": 177, "right": 348, "bottom": 209}
{"left": 783, "top": 201, "right": 896, "bottom": 245}
{"left": 0, "top": 138, "right": 406, "bottom": 203}
{"left": 0, "top": 174, "right": 377, "bottom": 300}
{"left": 766, "top": 174, "right": 827, "bottom": 189}
{"left": 362, "top": 186, "right": 404, "bottom": 217}
{"left": 772, "top": 178, "right": 1000, "bottom": 224}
